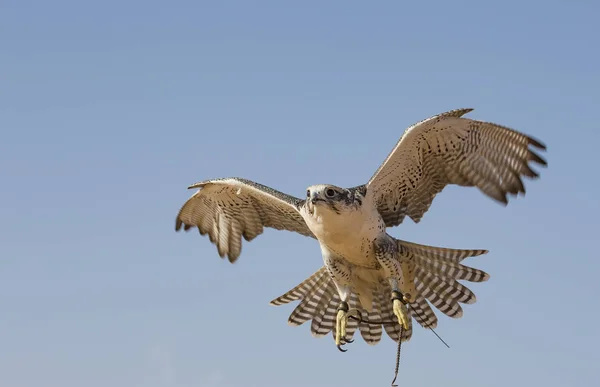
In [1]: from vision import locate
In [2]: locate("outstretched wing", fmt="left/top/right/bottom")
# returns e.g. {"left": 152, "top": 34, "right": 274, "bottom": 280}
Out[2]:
{"left": 366, "top": 108, "right": 547, "bottom": 227}
{"left": 175, "top": 177, "right": 315, "bottom": 262}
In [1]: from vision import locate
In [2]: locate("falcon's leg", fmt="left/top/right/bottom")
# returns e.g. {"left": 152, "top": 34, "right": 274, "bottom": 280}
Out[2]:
{"left": 324, "top": 253, "right": 360, "bottom": 352}
{"left": 373, "top": 236, "right": 417, "bottom": 331}
{"left": 334, "top": 287, "right": 361, "bottom": 352}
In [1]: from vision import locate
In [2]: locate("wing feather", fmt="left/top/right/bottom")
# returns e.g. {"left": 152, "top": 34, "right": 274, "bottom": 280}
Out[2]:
{"left": 176, "top": 177, "right": 314, "bottom": 262}
{"left": 366, "top": 109, "right": 547, "bottom": 227}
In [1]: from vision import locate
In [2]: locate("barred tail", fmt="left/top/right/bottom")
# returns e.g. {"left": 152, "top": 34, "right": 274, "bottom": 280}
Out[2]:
{"left": 270, "top": 240, "right": 489, "bottom": 344}
{"left": 270, "top": 269, "right": 412, "bottom": 344}
{"left": 269, "top": 267, "right": 329, "bottom": 306}
{"left": 397, "top": 239, "right": 489, "bottom": 322}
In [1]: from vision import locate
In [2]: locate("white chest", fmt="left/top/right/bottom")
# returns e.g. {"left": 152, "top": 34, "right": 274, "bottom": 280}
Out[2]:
{"left": 302, "top": 200, "right": 385, "bottom": 264}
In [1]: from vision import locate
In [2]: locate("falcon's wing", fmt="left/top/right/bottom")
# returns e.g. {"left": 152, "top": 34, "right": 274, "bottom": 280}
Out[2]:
{"left": 366, "top": 108, "right": 547, "bottom": 227}
{"left": 175, "top": 177, "right": 315, "bottom": 262}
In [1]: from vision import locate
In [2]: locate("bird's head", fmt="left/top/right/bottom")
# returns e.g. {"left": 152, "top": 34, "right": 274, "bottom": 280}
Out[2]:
{"left": 304, "top": 184, "right": 362, "bottom": 217}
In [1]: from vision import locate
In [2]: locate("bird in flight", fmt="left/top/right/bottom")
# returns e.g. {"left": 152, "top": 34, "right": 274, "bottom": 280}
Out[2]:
{"left": 175, "top": 108, "right": 547, "bottom": 351}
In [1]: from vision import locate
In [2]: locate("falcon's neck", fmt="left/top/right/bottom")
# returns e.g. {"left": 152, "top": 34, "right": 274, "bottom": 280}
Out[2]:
{"left": 301, "top": 193, "right": 383, "bottom": 247}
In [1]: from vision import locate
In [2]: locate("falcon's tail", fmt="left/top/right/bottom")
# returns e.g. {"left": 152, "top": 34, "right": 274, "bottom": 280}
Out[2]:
{"left": 396, "top": 238, "right": 490, "bottom": 322}
{"left": 269, "top": 267, "right": 413, "bottom": 345}
{"left": 270, "top": 241, "right": 490, "bottom": 345}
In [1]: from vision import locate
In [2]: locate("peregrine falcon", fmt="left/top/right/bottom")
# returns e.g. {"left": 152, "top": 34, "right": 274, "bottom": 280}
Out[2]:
{"left": 175, "top": 108, "right": 547, "bottom": 350}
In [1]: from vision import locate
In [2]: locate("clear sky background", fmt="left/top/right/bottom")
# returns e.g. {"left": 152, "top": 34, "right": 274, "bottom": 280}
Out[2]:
{"left": 1, "top": 1, "right": 599, "bottom": 386}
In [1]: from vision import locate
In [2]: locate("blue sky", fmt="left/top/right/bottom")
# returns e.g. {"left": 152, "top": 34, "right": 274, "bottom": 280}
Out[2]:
{"left": 1, "top": 1, "right": 599, "bottom": 386}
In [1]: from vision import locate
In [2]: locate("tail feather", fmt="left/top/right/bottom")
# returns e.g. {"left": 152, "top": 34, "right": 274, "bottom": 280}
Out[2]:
{"left": 270, "top": 267, "right": 327, "bottom": 306}
{"left": 358, "top": 295, "right": 384, "bottom": 345}
{"left": 287, "top": 272, "right": 330, "bottom": 326}
{"left": 410, "top": 293, "right": 438, "bottom": 329}
{"left": 399, "top": 239, "right": 488, "bottom": 263}
{"left": 416, "top": 267, "right": 477, "bottom": 305}
{"left": 310, "top": 283, "right": 338, "bottom": 337}
{"left": 415, "top": 255, "right": 490, "bottom": 283}
{"left": 416, "top": 278, "right": 463, "bottom": 318}
{"left": 312, "top": 289, "right": 340, "bottom": 337}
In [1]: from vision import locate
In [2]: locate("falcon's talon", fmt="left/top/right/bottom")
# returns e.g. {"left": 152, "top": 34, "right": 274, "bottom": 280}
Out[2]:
{"left": 393, "top": 298, "right": 410, "bottom": 331}
{"left": 335, "top": 306, "right": 361, "bottom": 351}
{"left": 339, "top": 336, "right": 354, "bottom": 345}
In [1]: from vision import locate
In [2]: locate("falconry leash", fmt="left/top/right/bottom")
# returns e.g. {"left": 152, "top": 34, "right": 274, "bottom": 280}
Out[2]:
{"left": 347, "top": 302, "right": 450, "bottom": 386}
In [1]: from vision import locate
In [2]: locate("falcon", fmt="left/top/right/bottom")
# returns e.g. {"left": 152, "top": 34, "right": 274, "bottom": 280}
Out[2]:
{"left": 175, "top": 108, "right": 547, "bottom": 351}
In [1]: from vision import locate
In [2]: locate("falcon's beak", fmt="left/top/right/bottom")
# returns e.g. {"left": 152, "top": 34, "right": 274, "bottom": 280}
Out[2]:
{"left": 311, "top": 196, "right": 325, "bottom": 205}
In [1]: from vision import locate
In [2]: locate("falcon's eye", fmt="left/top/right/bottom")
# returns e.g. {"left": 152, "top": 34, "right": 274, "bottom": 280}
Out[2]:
{"left": 306, "top": 190, "right": 311, "bottom": 197}
{"left": 325, "top": 188, "right": 336, "bottom": 198}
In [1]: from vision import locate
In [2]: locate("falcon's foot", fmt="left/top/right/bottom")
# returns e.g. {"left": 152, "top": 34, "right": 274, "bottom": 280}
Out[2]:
{"left": 335, "top": 301, "right": 361, "bottom": 352}
{"left": 392, "top": 290, "right": 410, "bottom": 330}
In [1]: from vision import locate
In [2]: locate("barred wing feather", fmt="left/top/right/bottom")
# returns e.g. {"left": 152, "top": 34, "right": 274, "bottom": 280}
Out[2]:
{"left": 367, "top": 108, "right": 547, "bottom": 227}
{"left": 175, "top": 177, "right": 315, "bottom": 262}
